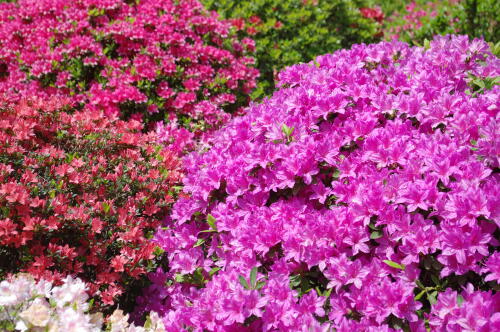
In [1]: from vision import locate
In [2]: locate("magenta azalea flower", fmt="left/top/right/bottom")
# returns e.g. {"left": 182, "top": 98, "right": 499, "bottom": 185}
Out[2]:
{"left": 134, "top": 35, "right": 500, "bottom": 330}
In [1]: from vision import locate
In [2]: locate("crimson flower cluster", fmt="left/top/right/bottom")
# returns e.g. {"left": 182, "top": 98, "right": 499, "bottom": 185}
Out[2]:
{"left": 359, "top": 7, "right": 384, "bottom": 24}
{"left": 136, "top": 35, "right": 499, "bottom": 330}
{"left": 0, "top": 97, "right": 182, "bottom": 309}
{"left": 0, "top": 0, "right": 258, "bottom": 131}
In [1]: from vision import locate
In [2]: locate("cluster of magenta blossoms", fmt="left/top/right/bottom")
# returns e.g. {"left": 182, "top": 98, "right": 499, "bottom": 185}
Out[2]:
{"left": 0, "top": 0, "right": 258, "bottom": 137}
{"left": 135, "top": 35, "right": 500, "bottom": 331}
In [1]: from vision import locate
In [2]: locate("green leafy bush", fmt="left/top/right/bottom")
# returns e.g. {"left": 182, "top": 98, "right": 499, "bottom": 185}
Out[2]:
{"left": 202, "top": 0, "right": 382, "bottom": 98}
{"left": 369, "top": 0, "right": 409, "bottom": 16}
{"left": 382, "top": 0, "right": 499, "bottom": 45}
{"left": 459, "top": 0, "right": 499, "bottom": 42}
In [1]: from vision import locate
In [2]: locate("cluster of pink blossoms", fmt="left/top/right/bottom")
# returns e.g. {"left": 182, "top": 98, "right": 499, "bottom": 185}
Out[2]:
{"left": 0, "top": 0, "right": 258, "bottom": 133}
{"left": 134, "top": 35, "right": 499, "bottom": 330}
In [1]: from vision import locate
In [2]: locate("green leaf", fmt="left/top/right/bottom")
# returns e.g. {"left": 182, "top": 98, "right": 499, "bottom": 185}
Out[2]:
{"left": 250, "top": 267, "right": 257, "bottom": 288}
{"left": 207, "top": 214, "right": 217, "bottom": 231}
{"left": 238, "top": 275, "right": 250, "bottom": 290}
{"left": 87, "top": 298, "right": 94, "bottom": 310}
{"left": 416, "top": 279, "right": 425, "bottom": 289}
{"left": 415, "top": 289, "right": 426, "bottom": 301}
{"left": 427, "top": 290, "right": 438, "bottom": 305}
{"left": 88, "top": 8, "right": 104, "bottom": 16}
{"left": 281, "top": 124, "right": 294, "bottom": 137}
{"left": 474, "top": 79, "right": 485, "bottom": 89}
{"left": 423, "top": 39, "right": 430, "bottom": 50}
{"left": 256, "top": 281, "right": 266, "bottom": 290}
{"left": 144, "top": 315, "right": 152, "bottom": 329}
{"left": 457, "top": 294, "right": 464, "bottom": 306}
{"left": 194, "top": 238, "right": 205, "bottom": 247}
{"left": 382, "top": 259, "right": 405, "bottom": 270}
{"left": 490, "top": 41, "right": 500, "bottom": 57}
{"left": 199, "top": 229, "right": 217, "bottom": 233}
{"left": 102, "top": 202, "right": 110, "bottom": 214}
{"left": 209, "top": 267, "right": 221, "bottom": 276}
{"left": 153, "top": 246, "right": 164, "bottom": 256}
{"left": 5, "top": 321, "right": 15, "bottom": 331}
{"left": 289, "top": 274, "right": 301, "bottom": 287}
{"left": 431, "top": 274, "right": 440, "bottom": 285}
{"left": 370, "top": 230, "right": 383, "bottom": 239}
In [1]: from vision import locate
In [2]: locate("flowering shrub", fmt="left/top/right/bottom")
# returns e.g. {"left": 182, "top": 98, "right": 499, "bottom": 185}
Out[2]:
{"left": 384, "top": 1, "right": 461, "bottom": 42}
{"left": 0, "top": 0, "right": 258, "bottom": 130}
{"left": 0, "top": 274, "right": 104, "bottom": 331}
{"left": 0, "top": 273, "right": 166, "bottom": 331}
{"left": 383, "top": 0, "right": 499, "bottom": 45}
{"left": 426, "top": 284, "right": 500, "bottom": 331}
{"left": 0, "top": 97, "right": 182, "bottom": 309}
{"left": 136, "top": 35, "right": 499, "bottom": 330}
{"left": 201, "top": 0, "right": 382, "bottom": 98}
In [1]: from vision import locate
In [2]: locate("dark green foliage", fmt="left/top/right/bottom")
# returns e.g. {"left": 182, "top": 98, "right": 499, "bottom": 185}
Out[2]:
{"left": 460, "top": 0, "right": 499, "bottom": 42}
{"left": 202, "top": 0, "right": 382, "bottom": 98}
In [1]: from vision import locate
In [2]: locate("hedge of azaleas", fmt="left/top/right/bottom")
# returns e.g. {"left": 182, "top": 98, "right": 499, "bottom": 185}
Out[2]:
{"left": 0, "top": 97, "right": 181, "bottom": 309}
{"left": 0, "top": 0, "right": 258, "bottom": 132}
{"left": 134, "top": 35, "right": 500, "bottom": 330}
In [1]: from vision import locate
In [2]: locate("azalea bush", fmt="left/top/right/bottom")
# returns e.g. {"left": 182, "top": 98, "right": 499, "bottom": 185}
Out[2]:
{"left": 134, "top": 35, "right": 500, "bottom": 330}
{"left": 201, "top": 0, "right": 382, "bottom": 99}
{"left": 383, "top": 0, "right": 499, "bottom": 45}
{"left": 0, "top": 97, "right": 182, "bottom": 309}
{"left": 0, "top": 274, "right": 105, "bottom": 331}
{"left": 0, "top": 0, "right": 258, "bottom": 131}
{"left": 0, "top": 273, "right": 166, "bottom": 331}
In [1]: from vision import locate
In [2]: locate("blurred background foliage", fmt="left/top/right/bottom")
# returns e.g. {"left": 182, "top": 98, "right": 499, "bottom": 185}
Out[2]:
{"left": 376, "top": 0, "right": 498, "bottom": 45}
{"left": 202, "top": 0, "right": 383, "bottom": 99}
{"left": 204, "top": 0, "right": 498, "bottom": 99}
